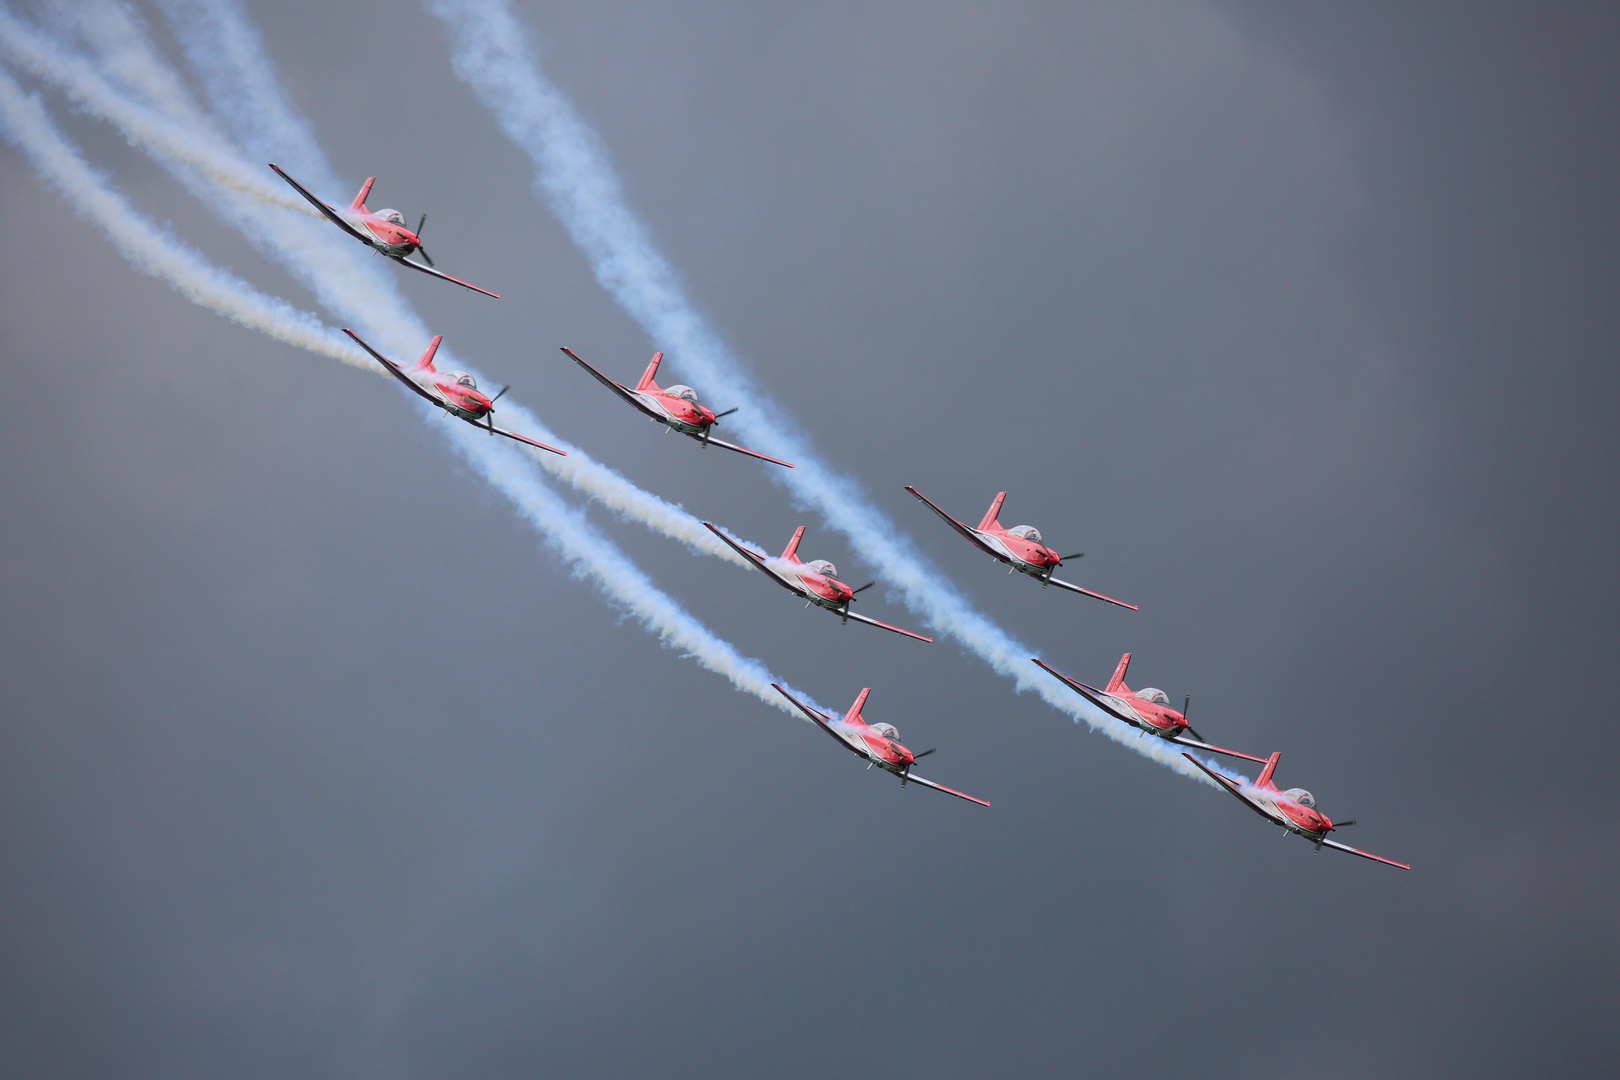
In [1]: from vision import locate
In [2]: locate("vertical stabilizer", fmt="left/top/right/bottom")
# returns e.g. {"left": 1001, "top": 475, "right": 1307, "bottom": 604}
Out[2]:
{"left": 846, "top": 688, "right": 872, "bottom": 724}
{"left": 350, "top": 177, "right": 376, "bottom": 212}
{"left": 635, "top": 352, "right": 664, "bottom": 391}
{"left": 780, "top": 526, "right": 806, "bottom": 562}
{"left": 1106, "top": 653, "right": 1132, "bottom": 693}
{"left": 412, "top": 335, "right": 443, "bottom": 373}
{"left": 1255, "top": 752, "right": 1282, "bottom": 790}
{"left": 978, "top": 492, "right": 1008, "bottom": 531}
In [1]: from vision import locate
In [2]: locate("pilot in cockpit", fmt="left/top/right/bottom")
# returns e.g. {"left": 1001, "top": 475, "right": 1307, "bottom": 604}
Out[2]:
{"left": 1137, "top": 687, "right": 1172, "bottom": 706}
{"left": 378, "top": 209, "right": 407, "bottom": 227}
{"left": 872, "top": 722, "right": 900, "bottom": 741}
{"left": 1006, "top": 525, "right": 1043, "bottom": 543}
{"left": 1282, "top": 788, "right": 1316, "bottom": 808}
{"left": 453, "top": 372, "right": 477, "bottom": 389}
{"left": 665, "top": 384, "right": 700, "bottom": 404}
{"left": 805, "top": 559, "right": 839, "bottom": 581}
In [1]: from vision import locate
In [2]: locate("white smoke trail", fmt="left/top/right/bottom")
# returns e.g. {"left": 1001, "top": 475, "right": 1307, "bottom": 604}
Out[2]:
{"left": 0, "top": 56, "right": 816, "bottom": 720}
{"left": 0, "top": 0, "right": 752, "bottom": 568}
{"left": 423, "top": 0, "right": 1225, "bottom": 783}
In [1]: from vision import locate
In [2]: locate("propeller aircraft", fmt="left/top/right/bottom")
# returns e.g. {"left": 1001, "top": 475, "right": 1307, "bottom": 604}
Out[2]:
{"left": 772, "top": 684, "right": 988, "bottom": 806}
{"left": 904, "top": 486, "right": 1136, "bottom": 610}
{"left": 270, "top": 164, "right": 500, "bottom": 298}
{"left": 559, "top": 347, "right": 793, "bottom": 467}
{"left": 342, "top": 330, "right": 565, "bottom": 456}
{"left": 1182, "top": 751, "right": 1410, "bottom": 869}
{"left": 1034, "top": 653, "right": 1267, "bottom": 763}
{"left": 704, "top": 523, "right": 932, "bottom": 642}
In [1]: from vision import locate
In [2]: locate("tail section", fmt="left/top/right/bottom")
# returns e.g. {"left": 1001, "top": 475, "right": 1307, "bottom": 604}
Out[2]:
{"left": 635, "top": 352, "right": 664, "bottom": 391}
{"left": 978, "top": 491, "right": 1007, "bottom": 531}
{"left": 350, "top": 177, "right": 376, "bottom": 213}
{"left": 845, "top": 688, "right": 872, "bottom": 725}
{"left": 1106, "top": 652, "right": 1132, "bottom": 693}
{"left": 1254, "top": 752, "right": 1282, "bottom": 790}
{"left": 412, "top": 335, "right": 443, "bottom": 373}
{"left": 780, "top": 526, "right": 806, "bottom": 563}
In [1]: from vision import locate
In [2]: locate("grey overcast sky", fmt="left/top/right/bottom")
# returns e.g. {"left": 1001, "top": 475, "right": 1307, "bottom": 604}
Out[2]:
{"left": 1, "top": 2, "right": 1616, "bottom": 1078}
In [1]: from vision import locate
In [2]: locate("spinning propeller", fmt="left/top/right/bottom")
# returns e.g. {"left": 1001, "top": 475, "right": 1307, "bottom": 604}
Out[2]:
{"left": 1181, "top": 694, "right": 1211, "bottom": 743}
{"left": 414, "top": 212, "right": 435, "bottom": 266}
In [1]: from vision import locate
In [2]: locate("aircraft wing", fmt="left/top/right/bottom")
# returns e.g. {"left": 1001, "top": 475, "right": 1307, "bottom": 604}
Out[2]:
{"left": 1031, "top": 659, "right": 1142, "bottom": 726}
{"left": 838, "top": 608, "right": 933, "bottom": 643}
{"left": 1181, "top": 753, "right": 1276, "bottom": 823}
{"left": 771, "top": 682, "right": 870, "bottom": 761}
{"left": 269, "top": 164, "right": 373, "bottom": 245}
{"left": 1318, "top": 837, "right": 1411, "bottom": 870}
{"left": 390, "top": 256, "right": 500, "bottom": 299}
{"left": 342, "top": 329, "right": 442, "bottom": 406}
{"left": 486, "top": 422, "right": 566, "bottom": 456}
{"left": 904, "top": 486, "right": 1003, "bottom": 560}
{"left": 1168, "top": 734, "right": 1269, "bottom": 765}
{"left": 1045, "top": 574, "right": 1139, "bottom": 610}
{"left": 902, "top": 771, "right": 990, "bottom": 808}
{"left": 684, "top": 430, "right": 794, "bottom": 468}
{"left": 558, "top": 347, "right": 663, "bottom": 421}
{"left": 703, "top": 522, "right": 799, "bottom": 587}
{"left": 771, "top": 682, "right": 831, "bottom": 723}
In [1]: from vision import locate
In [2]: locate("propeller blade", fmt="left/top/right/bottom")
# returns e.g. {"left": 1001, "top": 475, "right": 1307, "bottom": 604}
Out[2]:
{"left": 913, "top": 748, "right": 936, "bottom": 758}
{"left": 852, "top": 581, "right": 876, "bottom": 594}
{"left": 417, "top": 244, "right": 435, "bottom": 267}
{"left": 901, "top": 766, "right": 910, "bottom": 787}
{"left": 416, "top": 212, "right": 427, "bottom": 236}
{"left": 1184, "top": 724, "right": 1209, "bottom": 743}
{"left": 1062, "top": 552, "right": 1085, "bottom": 560}
{"left": 1183, "top": 694, "right": 1191, "bottom": 718}
{"left": 490, "top": 384, "right": 510, "bottom": 405}
{"left": 1333, "top": 820, "right": 1357, "bottom": 828}
{"left": 712, "top": 407, "right": 738, "bottom": 420}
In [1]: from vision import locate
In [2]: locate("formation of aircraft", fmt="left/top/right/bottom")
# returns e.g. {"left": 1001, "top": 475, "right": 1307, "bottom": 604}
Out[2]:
{"left": 773, "top": 684, "right": 989, "bottom": 806}
{"left": 269, "top": 165, "right": 501, "bottom": 299}
{"left": 289, "top": 165, "right": 1405, "bottom": 868}
{"left": 342, "top": 330, "right": 566, "bottom": 456}
{"left": 905, "top": 487, "right": 1137, "bottom": 610}
{"left": 1033, "top": 653, "right": 1268, "bottom": 764}
{"left": 1182, "top": 752, "right": 1409, "bottom": 869}
{"left": 559, "top": 347, "right": 794, "bottom": 467}
{"left": 703, "top": 523, "right": 932, "bottom": 642}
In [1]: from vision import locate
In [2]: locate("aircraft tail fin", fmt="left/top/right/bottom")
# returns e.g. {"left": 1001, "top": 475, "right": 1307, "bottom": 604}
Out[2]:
{"left": 412, "top": 335, "right": 443, "bottom": 373}
{"left": 845, "top": 688, "right": 872, "bottom": 724}
{"left": 635, "top": 351, "right": 664, "bottom": 391}
{"left": 978, "top": 491, "right": 1008, "bottom": 531}
{"left": 350, "top": 177, "right": 376, "bottom": 213}
{"left": 1255, "top": 752, "right": 1282, "bottom": 790}
{"left": 1105, "top": 652, "right": 1132, "bottom": 693}
{"left": 780, "top": 526, "right": 806, "bottom": 562}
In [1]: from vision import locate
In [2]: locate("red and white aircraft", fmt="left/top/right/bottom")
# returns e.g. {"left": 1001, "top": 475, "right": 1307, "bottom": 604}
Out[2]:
{"left": 772, "top": 684, "right": 988, "bottom": 806}
{"left": 704, "top": 523, "right": 932, "bottom": 643}
{"left": 559, "top": 347, "right": 793, "bottom": 468}
{"left": 1182, "top": 752, "right": 1410, "bottom": 869}
{"left": 1034, "top": 654, "right": 1267, "bottom": 763}
{"left": 342, "top": 329, "right": 565, "bottom": 456}
{"left": 270, "top": 164, "right": 500, "bottom": 299}
{"left": 904, "top": 487, "right": 1136, "bottom": 610}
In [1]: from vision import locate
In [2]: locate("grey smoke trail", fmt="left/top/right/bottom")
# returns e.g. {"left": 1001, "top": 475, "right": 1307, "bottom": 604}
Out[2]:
{"left": 1, "top": 0, "right": 750, "bottom": 568}
{"left": 0, "top": 56, "right": 814, "bottom": 720}
{"left": 424, "top": 0, "right": 1219, "bottom": 782}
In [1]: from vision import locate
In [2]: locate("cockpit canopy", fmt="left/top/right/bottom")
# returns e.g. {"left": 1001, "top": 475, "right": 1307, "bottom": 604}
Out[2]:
{"left": 377, "top": 209, "right": 407, "bottom": 227}
{"left": 1138, "top": 688, "right": 1171, "bottom": 707}
{"left": 872, "top": 722, "right": 899, "bottom": 741}
{"left": 452, "top": 372, "right": 477, "bottom": 390}
{"left": 1282, "top": 787, "right": 1316, "bottom": 809}
{"left": 1006, "top": 525, "right": 1043, "bottom": 543}
{"left": 665, "top": 384, "right": 700, "bottom": 404}
{"left": 805, "top": 559, "right": 838, "bottom": 580}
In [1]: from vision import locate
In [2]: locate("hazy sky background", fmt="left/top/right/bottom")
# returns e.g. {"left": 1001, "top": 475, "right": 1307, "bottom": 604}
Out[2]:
{"left": 1, "top": 2, "right": 1616, "bottom": 1077}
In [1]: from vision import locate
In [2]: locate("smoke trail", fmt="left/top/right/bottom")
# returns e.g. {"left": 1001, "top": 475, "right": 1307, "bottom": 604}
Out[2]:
{"left": 0, "top": 2, "right": 752, "bottom": 569}
{"left": 0, "top": 56, "right": 815, "bottom": 720}
{"left": 424, "top": 0, "right": 1224, "bottom": 783}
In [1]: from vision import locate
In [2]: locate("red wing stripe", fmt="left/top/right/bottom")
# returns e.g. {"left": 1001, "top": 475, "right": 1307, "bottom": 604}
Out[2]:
{"left": 390, "top": 256, "right": 500, "bottom": 298}
{"left": 559, "top": 347, "right": 664, "bottom": 420}
{"left": 904, "top": 486, "right": 1003, "bottom": 559}
{"left": 1045, "top": 575, "right": 1139, "bottom": 610}
{"left": 269, "top": 164, "right": 372, "bottom": 244}
{"left": 841, "top": 610, "right": 933, "bottom": 643}
{"left": 1319, "top": 837, "right": 1411, "bottom": 870}
{"left": 1170, "top": 735, "right": 1270, "bottom": 765}
{"left": 341, "top": 329, "right": 441, "bottom": 405}
{"left": 903, "top": 772, "right": 990, "bottom": 807}
{"left": 693, "top": 433, "right": 795, "bottom": 468}
{"left": 489, "top": 424, "right": 567, "bottom": 456}
{"left": 1031, "top": 658, "right": 1139, "bottom": 726}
